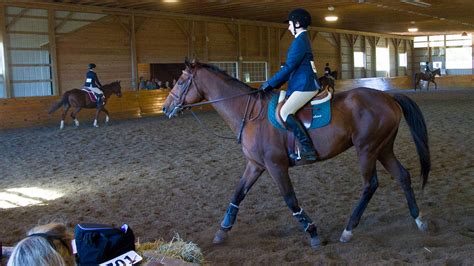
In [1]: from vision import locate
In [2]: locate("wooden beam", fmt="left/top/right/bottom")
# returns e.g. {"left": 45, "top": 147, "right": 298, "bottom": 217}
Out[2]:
{"left": 48, "top": 9, "right": 59, "bottom": 96}
{"left": 1, "top": 1, "right": 414, "bottom": 41}
{"left": 134, "top": 17, "right": 148, "bottom": 33}
{"left": 311, "top": 31, "right": 318, "bottom": 43}
{"left": 280, "top": 29, "right": 286, "bottom": 40}
{"left": 6, "top": 7, "right": 29, "bottom": 30}
{"left": 55, "top": 11, "right": 74, "bottom": 31}
{"left": 224, "top": 23, "right": 237, "bottom": 41}
{"left": 0, "top": 5, "right": 12, "bottom": 98}
{"left": 237, "top": 24, "right": 242, "bottom": 80}
{"left": 113, "top": 15, "right": 130, "bottom": 36}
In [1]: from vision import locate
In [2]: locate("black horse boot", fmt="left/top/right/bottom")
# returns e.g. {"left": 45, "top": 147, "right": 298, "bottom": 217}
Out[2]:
{"left": 286, "top": 114, "right": 317, "bottom": 161}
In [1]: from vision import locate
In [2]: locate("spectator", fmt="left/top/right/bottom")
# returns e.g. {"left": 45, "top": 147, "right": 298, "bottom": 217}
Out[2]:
{"left": 139, "top": 77, "right": 146, "bottom": 90}
{"left": 7, "top": 223, "right": 75, "bottom": 266}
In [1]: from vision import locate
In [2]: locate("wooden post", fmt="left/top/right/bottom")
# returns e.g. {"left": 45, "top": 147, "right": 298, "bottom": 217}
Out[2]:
{"left": 130, "top": 13, "right": 137, "bottom": 90}
{"left": 204, "top": 22, "right": 209, "bottom": 62}
{"left": 237, "top": 23, "right": 242, "bottom": 80}
{"left": 266, "top": 26, "right": 270, "bottom": 80}
{"left": 361, "top": 36, "right": 367, "bottom": 78}
{"left": 0, "top": 5, "right": 11, "bottom": 98}
{"left": 331, "top": 33, "right": 342, "bottom": 80}
{"left": 48, "top": 9, "right": 59, "bottom": 95}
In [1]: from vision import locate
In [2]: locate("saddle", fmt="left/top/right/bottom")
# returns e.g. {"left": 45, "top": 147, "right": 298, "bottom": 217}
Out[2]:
{"left": 274, "top": 89, "right": 332, "bottom": 129}
{"left": 267, "top": 89, "right": 332, "bottom": 164}
{"left": 82, "top": 88, "right": 104, "bottom": 105}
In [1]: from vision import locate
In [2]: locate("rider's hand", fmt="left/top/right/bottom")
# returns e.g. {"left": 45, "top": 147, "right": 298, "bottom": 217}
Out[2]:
{"left": 259, "top": 82, "right": 273, "bottom": 92}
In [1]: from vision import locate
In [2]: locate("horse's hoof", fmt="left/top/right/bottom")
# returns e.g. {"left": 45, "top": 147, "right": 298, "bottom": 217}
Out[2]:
{"left": 310, "top": 236, "right": 321, "bottom": 250}
{"left": 339, "top": 229, "right": 353, "bottom": 243}
{"left": 416, "top": 216, "right": 428, "bottom": 232}
{"left": 212, "top": 229, "right": 228, "bottom": 244}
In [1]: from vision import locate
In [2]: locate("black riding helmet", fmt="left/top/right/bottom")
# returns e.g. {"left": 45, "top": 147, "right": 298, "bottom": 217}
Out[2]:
{"left": 285, "top": 8, "right": 312, "bottom": 29}
{"left": 88, "top": 63, "right": 96, "bottom": 69}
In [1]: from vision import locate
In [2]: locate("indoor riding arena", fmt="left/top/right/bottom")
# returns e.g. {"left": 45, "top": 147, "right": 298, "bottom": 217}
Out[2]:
{"left": 0, "top": 1, "right": 473, "bottom": 265}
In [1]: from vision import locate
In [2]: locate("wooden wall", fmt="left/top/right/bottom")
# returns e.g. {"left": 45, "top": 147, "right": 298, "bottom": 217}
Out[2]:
{"left": 0, "top": 90, "right": 169, "bottom": 130}
{"left": 0, "top": 2, "right": 462, "bottom": 130}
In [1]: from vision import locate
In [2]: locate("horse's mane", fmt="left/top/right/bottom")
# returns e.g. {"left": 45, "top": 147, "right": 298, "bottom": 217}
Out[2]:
{"left": 102, "top": 81, "right": 120, "bottom": 90}
{"left": 199, "top": 63, "right": 255, "bottom": 92}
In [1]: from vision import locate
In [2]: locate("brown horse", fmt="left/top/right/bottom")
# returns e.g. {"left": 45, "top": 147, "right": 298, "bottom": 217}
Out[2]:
{"left": 163, "top": 60, "right": 430, "bottom": 249}
{"left": 318, "top": 75, "right": 335, "bottom": 94}
{"left": 48, "top": 81, "right": 122, "bottom": 129}
{"left": 414, "top": 68, "right": 441, "bottom": 91}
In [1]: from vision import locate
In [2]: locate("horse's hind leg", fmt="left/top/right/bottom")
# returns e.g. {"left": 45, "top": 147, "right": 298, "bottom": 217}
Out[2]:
{"left": 340, "top": 153, "right": 378, "bottom": 243}
{"left": 213, "top": 161, "right": 264, "bottom": 244}
{"left": 60, "top": 105, "right": 70, "bottom": 129}
{"left": 379, "top": 151, "right": 428, "bottom": 231}
{"left": 266, "top": 164, "right": 321, "bottom": 249}
{"left": 70, "top": 107, "right": 81, "bottom": 127}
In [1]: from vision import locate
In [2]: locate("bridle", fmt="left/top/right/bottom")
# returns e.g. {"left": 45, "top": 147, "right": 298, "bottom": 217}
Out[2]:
{"left": 168, "top": 69, "right": 263, "bottom": 143}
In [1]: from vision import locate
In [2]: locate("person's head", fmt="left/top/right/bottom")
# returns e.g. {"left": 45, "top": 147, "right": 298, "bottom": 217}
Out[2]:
{"left": 8, "top": 223, "right": 75, "bottom": 266}
{"left": 425, "top": 61, "right": 429, "bottom": 65}
{"left": 286, "top": 8, "right": 312, "bottom": 36}
{"left": 326, "top": 63, "right": 329, "bottom": 66}
{"left": 88, "top": 63, "right": 96, "bottom": 70}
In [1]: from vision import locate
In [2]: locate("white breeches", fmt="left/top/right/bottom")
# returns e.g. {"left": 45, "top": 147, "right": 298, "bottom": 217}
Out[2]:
{"left": 280, "top": 90, "right": 318, "bottom": 121}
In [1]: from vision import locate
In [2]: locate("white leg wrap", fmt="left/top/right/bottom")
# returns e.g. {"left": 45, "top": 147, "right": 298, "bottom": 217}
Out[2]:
{"left": 415, "top": 214, "right": 428, "bottom": 231}
{"left": 93, "top": 119, "right": 99, "bottom": 128}
{"left": 74, "top": 119, "right": 79, "bottom": 127}
{"left": 340, "top": 229, "right": 353, "bottom": 243}
{"left": 60, "top": 120, "right": 64, "bottom": 130}
{"left": 105, "top": 115, "right": 109, "bottom": 123}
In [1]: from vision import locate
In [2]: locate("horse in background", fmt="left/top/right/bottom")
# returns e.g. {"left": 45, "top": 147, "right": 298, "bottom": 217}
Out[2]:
{"left": 48, "top": 81, "right": 122, "bottom": 129}
{"left": 414, "top": 68, "right": 441, "bottom": 91}
{"left": 162, "top": 59, "right": 430, "bottom": 249}
{"left": 318, "top": 75, "right": 335, "bottom": 94}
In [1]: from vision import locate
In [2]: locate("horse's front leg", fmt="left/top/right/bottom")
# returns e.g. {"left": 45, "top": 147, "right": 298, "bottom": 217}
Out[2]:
{"left": 93, "top": 107, "right": 101, "bottom": 128}
{"left": 102, "top": 107, "right": 110, "bottom": 125}
{"left": 213, "top": 161, "right": 264, "bottom": 244}
{"left": 433, "top": 80, "right": 437, "bottom": 90}
{"left": 266, "top": 163, "right": 321, "bottom": 249}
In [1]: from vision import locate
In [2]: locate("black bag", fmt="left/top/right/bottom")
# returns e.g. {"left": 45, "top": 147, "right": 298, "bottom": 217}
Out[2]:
{"left": 74, "top": 223, "right": 135, "bottom": 265}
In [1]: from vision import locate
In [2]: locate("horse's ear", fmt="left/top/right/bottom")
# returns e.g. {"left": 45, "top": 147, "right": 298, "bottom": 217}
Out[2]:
{"left": 184, "top": 57, "right": 191, "bottom": 69}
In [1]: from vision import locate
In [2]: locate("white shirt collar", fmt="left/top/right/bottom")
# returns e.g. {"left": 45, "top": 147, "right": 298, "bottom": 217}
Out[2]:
{"left": 295, "top": 29, "right": 307, "bottom": 39}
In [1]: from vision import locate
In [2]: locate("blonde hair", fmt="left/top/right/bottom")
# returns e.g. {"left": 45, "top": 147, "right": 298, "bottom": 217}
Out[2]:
{"left": 7, "top": 223, "right": 76, "bottom": 266}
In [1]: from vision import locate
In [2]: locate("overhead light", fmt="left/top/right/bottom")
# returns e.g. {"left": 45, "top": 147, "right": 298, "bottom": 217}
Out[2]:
{"left": 461, "top": 32, "right": 468, "bottom": 37}
{"left": 328, "top": 6, "right": 335, "bottom": 11}
{"left": 325, "top": 16, "right": 338, "bottom": 22}
{"left": 408, "top": 28, "right": 418, "bottom": 32}
{"left": 163, "top": 0, "right": 178, "bottom": 3}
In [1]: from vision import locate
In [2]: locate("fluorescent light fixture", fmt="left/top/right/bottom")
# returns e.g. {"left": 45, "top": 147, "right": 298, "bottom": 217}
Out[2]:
{"left": 325, "top": 16, "right": 338, "bottom": 22}
{"left": 163, "top": 0, "right": 178, "bottom": 3}
{"left": 408, "top": 28, "right": 418, "bottom": 32}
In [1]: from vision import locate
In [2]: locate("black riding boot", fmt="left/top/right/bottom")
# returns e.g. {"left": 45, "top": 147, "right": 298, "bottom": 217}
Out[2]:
{"left": 286, "top": 114, "right": 317, "bottom": 161}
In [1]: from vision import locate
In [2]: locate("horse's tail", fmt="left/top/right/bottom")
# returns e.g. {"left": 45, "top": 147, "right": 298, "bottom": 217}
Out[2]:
{"left": 392, "top": 94, "right": 430, "bottom": 189}
{"left": 48, "top": 92, "right": 69, "bottom": 114}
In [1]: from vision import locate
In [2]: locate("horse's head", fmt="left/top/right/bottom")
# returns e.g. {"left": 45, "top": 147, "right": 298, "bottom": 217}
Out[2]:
{"left": 163, "top": 59, "right": 205, "bottom": 118}
{"left": 112, "top": 81, "right": 122, "bottom": 97}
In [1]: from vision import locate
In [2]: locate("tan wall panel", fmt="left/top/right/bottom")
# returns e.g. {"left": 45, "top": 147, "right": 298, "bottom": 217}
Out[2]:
{"left": 56, "top": 16, "right": 132, "bottom": 94}
{"left": 136, "top": 18, "right": 188, "bottom": 63}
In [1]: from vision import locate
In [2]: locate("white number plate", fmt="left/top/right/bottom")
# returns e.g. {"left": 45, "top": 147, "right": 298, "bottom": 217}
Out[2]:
{"left": 99, "top": 250, "right": 143, "bottom": 266}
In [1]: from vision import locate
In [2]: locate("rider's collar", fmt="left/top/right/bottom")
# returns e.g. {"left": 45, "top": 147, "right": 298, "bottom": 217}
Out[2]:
{"left": 295, "top": 30, "right": 307, "bottom": 39}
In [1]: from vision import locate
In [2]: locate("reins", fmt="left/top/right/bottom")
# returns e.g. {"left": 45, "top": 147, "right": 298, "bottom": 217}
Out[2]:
{"left": 172, "top": 72, "right": 263, "bottom": 143}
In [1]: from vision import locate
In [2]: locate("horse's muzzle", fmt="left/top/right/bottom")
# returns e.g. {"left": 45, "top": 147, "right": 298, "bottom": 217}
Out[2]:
{"left": 163, "top": 105, "right": 182, "bottom": 119}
